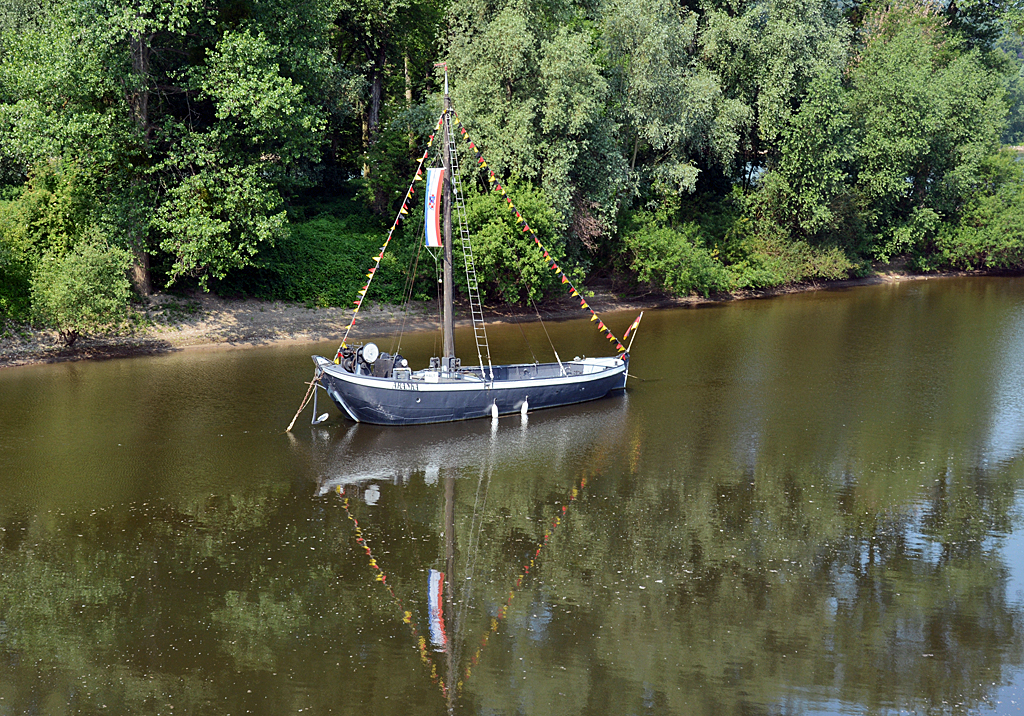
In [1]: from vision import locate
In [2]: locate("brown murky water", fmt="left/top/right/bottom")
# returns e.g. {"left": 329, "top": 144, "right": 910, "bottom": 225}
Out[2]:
{"left": 1, "top": 276, "right": 1023, "bottom": 715}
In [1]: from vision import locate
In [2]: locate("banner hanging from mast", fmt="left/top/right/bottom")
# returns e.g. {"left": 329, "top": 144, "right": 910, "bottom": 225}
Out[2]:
{"left": 424, "top": 168, "right": 444, "bottom": 248}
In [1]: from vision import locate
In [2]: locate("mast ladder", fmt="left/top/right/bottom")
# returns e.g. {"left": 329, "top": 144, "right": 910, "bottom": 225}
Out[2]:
{"left": 446, "top": 119, "right": 493, "bottom": 380}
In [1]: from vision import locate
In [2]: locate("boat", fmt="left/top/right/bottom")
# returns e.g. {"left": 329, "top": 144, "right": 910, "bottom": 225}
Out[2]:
{"left": 304, "top": 69, "right": 637, "bottom": 427}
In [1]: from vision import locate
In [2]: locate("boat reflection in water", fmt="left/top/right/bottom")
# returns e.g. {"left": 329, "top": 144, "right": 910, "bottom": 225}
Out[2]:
{"left": 305, "top": 397, "right": 631, "bottom": 713}
{"left": 310, "top": 394, "right": 629, "bottom": 497}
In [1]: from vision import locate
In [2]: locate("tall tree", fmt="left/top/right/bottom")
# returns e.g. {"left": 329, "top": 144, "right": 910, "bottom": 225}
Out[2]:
{"left": 848, "top": 1, "right": 1006, "bottom": 258}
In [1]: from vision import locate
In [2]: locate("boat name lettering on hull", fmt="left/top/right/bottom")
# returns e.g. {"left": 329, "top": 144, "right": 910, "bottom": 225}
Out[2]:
{"left": 393, "top": 381, "right": 419, "bottom": 391}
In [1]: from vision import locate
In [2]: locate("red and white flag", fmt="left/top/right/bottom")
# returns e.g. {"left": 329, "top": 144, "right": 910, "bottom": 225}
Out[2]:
{"left": 424, "top": 168, "right": 444, "bottom": 248}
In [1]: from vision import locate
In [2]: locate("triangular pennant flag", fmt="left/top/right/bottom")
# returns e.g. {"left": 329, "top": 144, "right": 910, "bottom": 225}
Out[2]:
{"left": 608, "top": 335, "right": 617, "bottom": 342}
{"left": 581, "top": 302, "right": 589, "bottom": 309}
{"left": 617, "top": 343, "right": 626, "bottom": 352}
{"left": 598, "top": 321, "right": 606, "bottom": 330}
{"left": 590, "top": 314, "right": 599, "bottom": 322}
{"left": 522, "top": 225, "right": 530, "bottom": 232}
{"left": 414, "top": 174, "right": 423, "bottom": 181}
{"left": 560, "top": 275, "right": 569, "bottom": 284}
{"left": 400, "top": 205, "right": 408, "bottom": 215}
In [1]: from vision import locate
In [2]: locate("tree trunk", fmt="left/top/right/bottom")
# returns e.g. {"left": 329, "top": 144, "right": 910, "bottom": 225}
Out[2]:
{"left": 131, "top": 245, "right": 152, "bottom": 297}
{"left": 358, "top": 97, "right": 370, "bottom": 177}
{"left": 368, "top": 44, "right": 386, "bottom": 144}
{"left": 405, "top": 53, "right": 415, "bottom": 152}
{"left": 128, "top": 30, "right": 154, "bottom": 296}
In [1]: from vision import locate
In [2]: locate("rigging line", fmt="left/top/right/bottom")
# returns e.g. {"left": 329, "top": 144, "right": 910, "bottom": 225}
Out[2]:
{"left": 509, "top": 309, "right": 539, "bottom": 365}
{"left": 433, "top": 248, "right": 443, "bottom": 357}
{"left": 528, "top": 293, "right": 565, "bottom": 376}
{"left": 391, "top": 240, "right": 425, "bottom": 356}
{"left": 337, "top": 488, "right": 449, "bottom": 697}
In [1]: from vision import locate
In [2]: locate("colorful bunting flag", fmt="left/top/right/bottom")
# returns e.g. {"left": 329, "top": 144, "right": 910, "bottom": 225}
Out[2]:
{"left": 624, "top": 313, "right": 643, "bottom": 340}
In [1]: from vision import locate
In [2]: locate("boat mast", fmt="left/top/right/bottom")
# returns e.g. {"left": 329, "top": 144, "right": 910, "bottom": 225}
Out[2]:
{"left": 441, "top": 68, "right": 456, "bottom": 365}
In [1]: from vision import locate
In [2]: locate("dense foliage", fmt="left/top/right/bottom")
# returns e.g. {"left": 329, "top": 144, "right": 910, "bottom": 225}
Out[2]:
{"left": 1, "top": 0, "right": 1023, "bottom": 336}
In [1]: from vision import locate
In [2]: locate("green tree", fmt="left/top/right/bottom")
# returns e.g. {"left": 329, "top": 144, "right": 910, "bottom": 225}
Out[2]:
{"left": 601, "top": 0, "right": 743, "bottom": 196}
{"left": 848, "top": 3, "right": 1007, "bottom": 260}
{"left": 448, "top": 0, "right": 621, "bottom": 251}
{"left": 698, "top": 0, "right": 851, "bottom": 185}
{"left": 31, "top": 240, "right": 132, "bottom": 346}
{"left": 0, "top": 0, "right": 332, "bottom": 294}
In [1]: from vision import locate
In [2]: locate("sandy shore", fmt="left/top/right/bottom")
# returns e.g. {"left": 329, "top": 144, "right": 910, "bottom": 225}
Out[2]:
{"left": 0, "top": 269, "right": 988, "bottom": 369}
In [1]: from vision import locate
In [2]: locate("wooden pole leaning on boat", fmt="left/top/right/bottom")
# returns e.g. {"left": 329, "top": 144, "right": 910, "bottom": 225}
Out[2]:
{"left": 285, "top": 373, "right": 320, "bottom": 432}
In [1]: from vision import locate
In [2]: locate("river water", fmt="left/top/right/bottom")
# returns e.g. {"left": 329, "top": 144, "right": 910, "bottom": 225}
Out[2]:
{"left": 1, "top": 276, "right": 1023, "bottom": 715}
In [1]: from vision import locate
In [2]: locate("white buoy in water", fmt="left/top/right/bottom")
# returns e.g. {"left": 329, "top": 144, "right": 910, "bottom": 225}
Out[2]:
{"left": 491, "top": 401, "right": 499, "bottom": 421}
{"left": 521, "top": 397, "right": 529, "bottom": 417}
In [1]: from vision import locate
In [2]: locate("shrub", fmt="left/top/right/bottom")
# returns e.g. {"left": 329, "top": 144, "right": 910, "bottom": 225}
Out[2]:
{"left": 212, "top": 211, "right": 422, "bottom": 307}
{"left": 0, "top": 200, "right": 32, "bottom": 322}
{"left": 461, "top": 183, "right": 563, "bottom": 304}
{"left": 625, "top": 221, "right": 731, "bottom": 297}
{"left": 31, "top": 241, "right": 132, "bottom": 346}
{"left": 930, "top": 153, "right": 1024, "bottom": 271}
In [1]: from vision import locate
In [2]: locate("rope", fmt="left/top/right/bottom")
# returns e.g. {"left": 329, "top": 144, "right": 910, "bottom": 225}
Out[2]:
{"left": 528, "top": 293, "right": 562, "bottom": 371}
{"left": 390, "top": 240, "right": 425, "bottom": 357}
{"left": 510, "top": 310, "right": 539, "bottom": 364}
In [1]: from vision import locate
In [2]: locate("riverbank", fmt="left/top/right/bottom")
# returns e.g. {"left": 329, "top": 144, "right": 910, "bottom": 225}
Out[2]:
{"left": 0, "top": 268, "right": 989, "bottom": 369}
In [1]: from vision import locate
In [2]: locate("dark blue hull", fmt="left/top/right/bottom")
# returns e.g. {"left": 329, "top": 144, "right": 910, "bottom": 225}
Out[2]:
{"left": 313, "top": 355, "right": 628, "bottom": 426}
